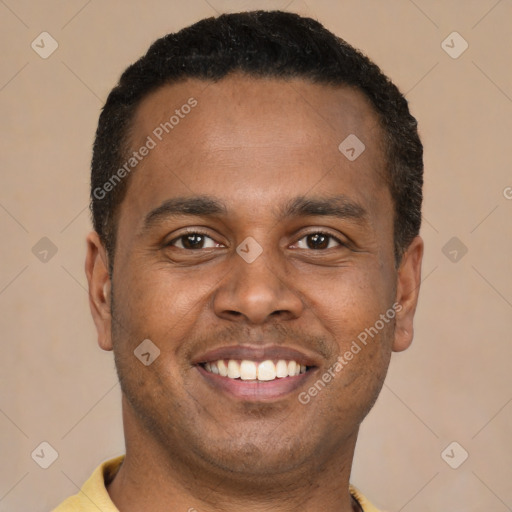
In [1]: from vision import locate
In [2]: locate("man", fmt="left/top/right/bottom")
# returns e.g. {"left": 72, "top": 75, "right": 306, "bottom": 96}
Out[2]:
{"left": 53, "top": 10, "right": 423, "bottom": 512}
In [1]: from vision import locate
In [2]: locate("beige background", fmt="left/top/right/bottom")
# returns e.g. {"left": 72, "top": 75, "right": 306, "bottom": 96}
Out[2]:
{"left": 1, "top": 0, "right": 511, "bottom": 510}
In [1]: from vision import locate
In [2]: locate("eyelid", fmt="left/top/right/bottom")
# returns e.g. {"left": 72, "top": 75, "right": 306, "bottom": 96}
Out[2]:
{"left": 293, "top": 230, "right": 346, "bottom": 249}
{"left": 165, "top": 228, "right": 348, "bottom": 250}
{"left": 166, "top": 228, "right": 222, "bottom": 248}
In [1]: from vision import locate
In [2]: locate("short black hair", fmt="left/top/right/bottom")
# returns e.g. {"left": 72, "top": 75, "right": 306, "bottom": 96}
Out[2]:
{"left": 91, "top": 10, "right": 422, "bottom": 275}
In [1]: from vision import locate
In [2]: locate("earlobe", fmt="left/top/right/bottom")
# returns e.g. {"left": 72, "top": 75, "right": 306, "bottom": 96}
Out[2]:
{"left": 393, "top": 236, "right": 424, "bottom": 352}
{"left": 85, "top": 231, "right": 113, "bottom": 351}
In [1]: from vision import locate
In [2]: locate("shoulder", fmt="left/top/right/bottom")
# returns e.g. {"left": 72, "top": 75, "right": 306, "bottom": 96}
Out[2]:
{"left": 50, "top": 455, "right": 125, "bottom": 512}
{"left": 349, "top": 484, "right": 386, "bottom": 512}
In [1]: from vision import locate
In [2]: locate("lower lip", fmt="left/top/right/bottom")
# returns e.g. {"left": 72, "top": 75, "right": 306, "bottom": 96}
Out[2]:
{"left": 196, "top": 365, "right": 315, "bottom": 401}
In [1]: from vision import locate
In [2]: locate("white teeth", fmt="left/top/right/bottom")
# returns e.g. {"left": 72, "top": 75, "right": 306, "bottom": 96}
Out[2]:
{"left": 276, "top": 360, "right": 288, "bottom": 378}
{"left": 240, "top": 360, "right": 257, "bottom": 380}
{"left": 204, "top": 358, "right": 307, "bottom": 381}
{"left": 217, "top": 359, "right": 228, "bottom": 377}
{"left": 227, "top": 360, "right": 241, "bottom": 379}
{"left": 257, "top": 360, "right": 276, "bottom": 381}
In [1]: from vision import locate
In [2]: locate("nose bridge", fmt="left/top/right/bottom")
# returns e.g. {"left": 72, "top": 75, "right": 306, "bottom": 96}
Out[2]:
{"left": 213, "top": 235, "right": 303, "bottom": 324}
{"left": 235, "top": 237, "right": 281, "bottom": 289}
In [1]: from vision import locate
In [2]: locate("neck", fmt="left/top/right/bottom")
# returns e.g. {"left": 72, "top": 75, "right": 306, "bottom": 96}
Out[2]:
{"left": 108, "top": 396, "right": 361, "bottom": 512}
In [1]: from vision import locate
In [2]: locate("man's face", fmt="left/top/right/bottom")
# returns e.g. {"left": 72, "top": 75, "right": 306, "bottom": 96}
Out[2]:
{"left": 90, "top": 74, "right": 420, "bottom": 477}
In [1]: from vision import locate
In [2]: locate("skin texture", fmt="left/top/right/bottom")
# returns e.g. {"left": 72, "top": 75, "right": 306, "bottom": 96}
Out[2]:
{"left": 85, "top": 74, "right": 423, "bottom": 512}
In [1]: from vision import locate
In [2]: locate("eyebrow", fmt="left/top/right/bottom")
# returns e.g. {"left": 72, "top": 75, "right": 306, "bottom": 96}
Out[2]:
{"left": 141, "top": 194, "right": 368, "bottom": 232}
{"left": 277, "top": 195, "right": 367, "bottom": 224}
{"left": 143, "top": 196, "right": 228, "bottom": 230}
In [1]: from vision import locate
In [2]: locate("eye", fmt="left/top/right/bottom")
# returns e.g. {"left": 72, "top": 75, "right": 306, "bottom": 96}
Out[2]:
{"left": 168, "top": 231, "right": 222, "bottom": 250}
{"left": 295, "top": 232, "right": 344, "bottom": 250}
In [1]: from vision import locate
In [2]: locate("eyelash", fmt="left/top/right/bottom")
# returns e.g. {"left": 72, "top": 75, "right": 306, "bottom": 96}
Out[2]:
{"left": 167, "top": 229, "right": 346, "bottom": 250}
{"left": 168, "top": 229, "right": 222, "bottom": 250}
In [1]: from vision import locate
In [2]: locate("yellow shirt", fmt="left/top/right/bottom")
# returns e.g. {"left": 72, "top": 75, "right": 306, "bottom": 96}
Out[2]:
{"left": 52, "top": 455, "right": 382, "bottom": 512}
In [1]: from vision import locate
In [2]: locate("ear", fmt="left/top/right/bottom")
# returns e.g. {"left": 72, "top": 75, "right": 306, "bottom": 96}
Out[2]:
{"left": 393, "top": 236, "right": 424, "bottom": 352}
{"left": 85, "top": 231, "right": 113, "bottom": 351}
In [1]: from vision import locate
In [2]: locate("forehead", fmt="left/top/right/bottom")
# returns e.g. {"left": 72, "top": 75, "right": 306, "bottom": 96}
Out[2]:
{"left": 118, "top": 74, "right": 390, "bottom": 232}
{"left": 131, "top": 74, "right": 384, "bottom": 157}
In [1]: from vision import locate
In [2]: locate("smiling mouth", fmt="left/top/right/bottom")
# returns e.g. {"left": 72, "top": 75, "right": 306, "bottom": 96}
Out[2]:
{"left": 200, "top": 359, "right": 311, "bottom": 382}
{"left": 193, "top": 345, "right": 321, "bottom": 399}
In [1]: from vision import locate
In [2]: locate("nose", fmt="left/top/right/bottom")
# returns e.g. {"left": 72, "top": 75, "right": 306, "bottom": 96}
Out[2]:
{"left": 212, "top": 247, "right": 304, "bottom": 325}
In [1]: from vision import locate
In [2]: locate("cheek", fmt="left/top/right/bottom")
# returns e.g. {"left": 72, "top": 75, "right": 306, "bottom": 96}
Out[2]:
{"left": 111, "top": 261, "right": 224, "bottom": 370}
{"left": 298, "top": 262, "right": 396, "bottom": 389}
{"left": 301, "top": 263, "right": 393, "bottom": 338}
{"left": 114, "top": 262, "right": 205, "bottom": 324}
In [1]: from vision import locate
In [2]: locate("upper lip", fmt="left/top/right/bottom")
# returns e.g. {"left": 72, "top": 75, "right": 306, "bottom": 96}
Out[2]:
{"left": 191, "top": 344, "right": 322, "bottom": 367}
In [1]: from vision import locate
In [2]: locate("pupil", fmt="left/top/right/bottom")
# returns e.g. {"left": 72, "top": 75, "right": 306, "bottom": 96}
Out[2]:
{"left": 184, "top": 234, "right": 203, "bottom": 249}
{"left": 308, "top": 233, "right": 328, "bottom": 249}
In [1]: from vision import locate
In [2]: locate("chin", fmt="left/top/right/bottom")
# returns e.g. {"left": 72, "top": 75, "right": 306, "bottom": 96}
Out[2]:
{"left": 201, "top": 443, "right": 308, "bottom": 480}
{"left": 184, "top": 419, "right": 331, "bottom": 480}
